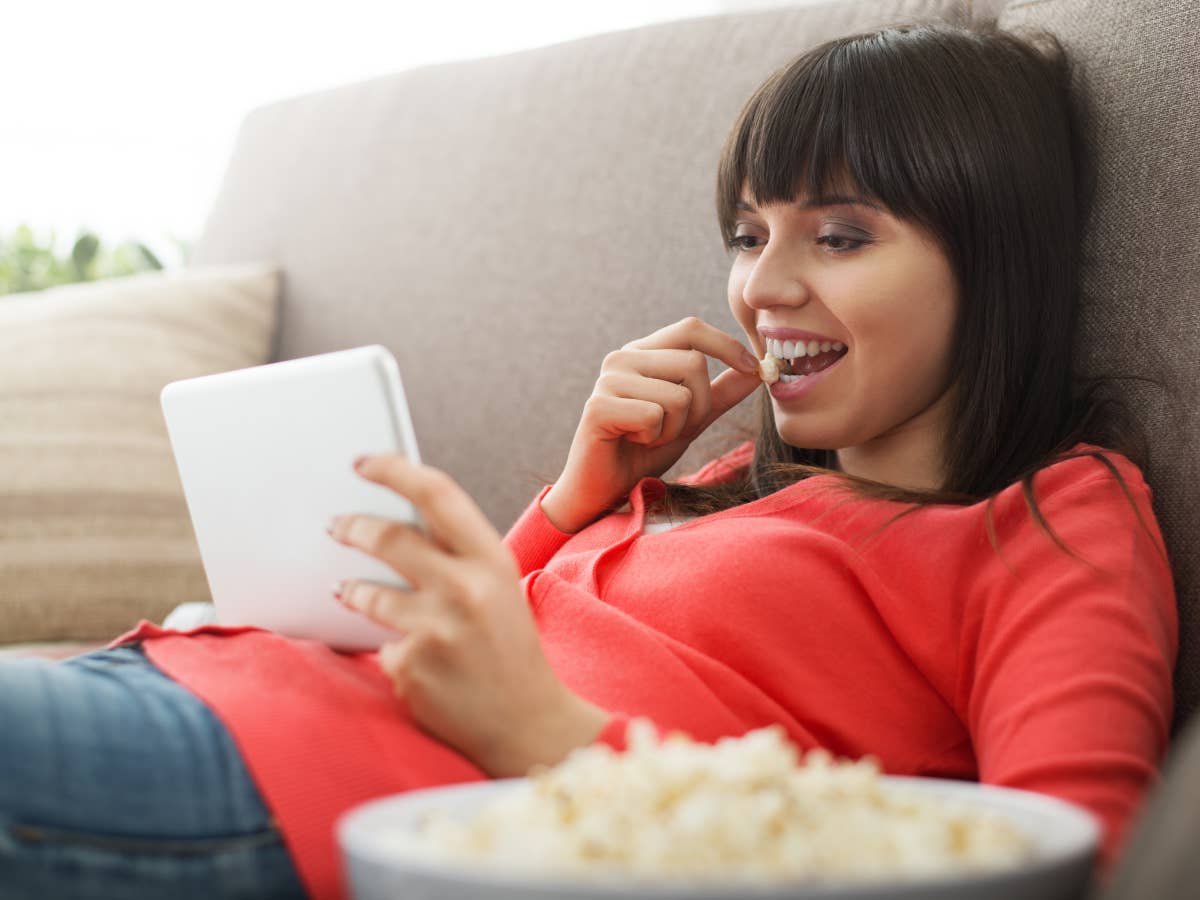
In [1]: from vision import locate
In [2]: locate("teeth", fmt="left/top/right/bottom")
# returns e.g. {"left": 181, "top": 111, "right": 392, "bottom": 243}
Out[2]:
{"left": 763, "top": 337, "right": 848, "bottom": 359}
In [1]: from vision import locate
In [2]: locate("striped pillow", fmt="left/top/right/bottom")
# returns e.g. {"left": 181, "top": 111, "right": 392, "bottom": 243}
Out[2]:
{"left": 0, "top": 262, "right": 281, "bottom": 643}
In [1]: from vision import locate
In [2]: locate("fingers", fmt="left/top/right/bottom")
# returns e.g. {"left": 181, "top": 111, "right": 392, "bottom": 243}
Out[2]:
{"left": 596, "top": 364, "right": 701, "bottom": 445}
{"left": 335, "top": 577, "right": 438, "bottom": 631}
{"left": 350, "top": 456, "right": 507, "bottom": 564}
{"left": 598, "top": 347, "right": 761, "bottom": 446}
{"left": 584, "top": 393, "right": 671, "bottom": 445}
{"left": 329, "top": 512, "right": 455, "bottom": 589}
{"left": 378, "top": 638, "right": 415, "bottom": 696}
{"left": 623, "top": 316, "right": 760, "bottom": 376}
{"left": 598, "top": 317, "right": 761, "bottom": 443}
{"left": 698, "top": 366, "right": 763, "bottom": 432}
{"left": 336, "top": 584, "right": 453, "bottom": 694}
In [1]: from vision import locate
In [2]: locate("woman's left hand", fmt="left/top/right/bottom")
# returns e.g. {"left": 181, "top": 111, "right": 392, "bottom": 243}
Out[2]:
{"left": 327, "top": 453, "right": 609, "bottom": 777}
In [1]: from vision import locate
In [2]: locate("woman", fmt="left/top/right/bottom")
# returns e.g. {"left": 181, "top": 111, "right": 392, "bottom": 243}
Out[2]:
{"left": 0, "top": 19, "right": 1176, "bottom": 900}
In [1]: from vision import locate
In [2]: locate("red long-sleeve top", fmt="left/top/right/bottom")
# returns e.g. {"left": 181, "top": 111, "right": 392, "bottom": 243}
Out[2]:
{"left": 107, "top": 440, "right": 1177, "bottom": 899}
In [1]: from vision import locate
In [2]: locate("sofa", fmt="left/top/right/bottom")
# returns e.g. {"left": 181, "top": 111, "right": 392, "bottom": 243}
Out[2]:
{"left": 2, "top": 0, "right": 1196, "bottom": 895}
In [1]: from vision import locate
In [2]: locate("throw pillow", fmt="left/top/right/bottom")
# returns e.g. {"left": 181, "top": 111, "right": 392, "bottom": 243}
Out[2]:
{"left": 0, "top": 262, "right": 281, "bottom": 643}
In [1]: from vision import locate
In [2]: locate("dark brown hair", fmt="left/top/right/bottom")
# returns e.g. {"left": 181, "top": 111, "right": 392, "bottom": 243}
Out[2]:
{"left": 655, "top": 19, "right": 1167, "bottom": 564}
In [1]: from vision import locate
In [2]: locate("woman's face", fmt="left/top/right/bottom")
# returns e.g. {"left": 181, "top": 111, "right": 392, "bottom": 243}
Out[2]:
{"left": 727, "top": 180, "right": 959, "bottom": 488}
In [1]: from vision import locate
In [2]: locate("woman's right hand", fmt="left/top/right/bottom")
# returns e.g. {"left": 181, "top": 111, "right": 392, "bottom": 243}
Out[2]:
{"left": 540, "top": 317, "right": 763, "bottom": 533}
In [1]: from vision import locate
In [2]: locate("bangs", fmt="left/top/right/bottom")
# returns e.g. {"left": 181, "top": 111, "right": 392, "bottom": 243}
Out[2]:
{"left": 716, "top": 29, "right": 939, "bottom": 244}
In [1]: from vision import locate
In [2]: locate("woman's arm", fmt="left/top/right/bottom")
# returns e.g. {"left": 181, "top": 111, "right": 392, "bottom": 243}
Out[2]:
{"left": 961, "top": 462, "right": 1178, "bottom": 878}
{"left": 503, "top": 440, "right": 756, "bottom": 578}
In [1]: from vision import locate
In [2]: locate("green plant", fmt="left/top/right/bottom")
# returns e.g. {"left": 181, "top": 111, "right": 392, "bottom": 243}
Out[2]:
{"left": 0, "top": 225, "right": 193, "bottom": 296}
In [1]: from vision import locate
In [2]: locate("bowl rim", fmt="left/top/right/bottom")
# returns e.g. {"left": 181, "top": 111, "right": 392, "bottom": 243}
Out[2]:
{"left": 336, "top": 774, "right": 1102, "bottom": 897}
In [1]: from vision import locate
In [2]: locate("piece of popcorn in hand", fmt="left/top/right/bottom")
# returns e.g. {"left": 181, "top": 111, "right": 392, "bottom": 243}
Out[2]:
{"left": 759, "top": 354, "right": 782, "bottom": 385}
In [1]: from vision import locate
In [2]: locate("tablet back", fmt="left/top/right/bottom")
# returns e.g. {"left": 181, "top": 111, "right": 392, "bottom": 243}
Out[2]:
{"left": 160, "top": 344, "right": 423, "bottom": 651}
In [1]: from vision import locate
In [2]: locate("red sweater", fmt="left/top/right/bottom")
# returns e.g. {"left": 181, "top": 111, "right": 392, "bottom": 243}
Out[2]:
{"left": 108, "top": 441, "right": 1176, "bottom": 899}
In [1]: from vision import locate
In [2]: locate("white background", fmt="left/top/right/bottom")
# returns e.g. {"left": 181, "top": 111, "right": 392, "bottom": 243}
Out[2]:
{"left": 1, "top": 0, "right": 831, "bottom": 262}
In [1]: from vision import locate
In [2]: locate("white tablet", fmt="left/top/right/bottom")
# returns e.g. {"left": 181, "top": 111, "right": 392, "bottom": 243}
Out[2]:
{"left": 160, "top": 344, "right": 425, "bottom": 652}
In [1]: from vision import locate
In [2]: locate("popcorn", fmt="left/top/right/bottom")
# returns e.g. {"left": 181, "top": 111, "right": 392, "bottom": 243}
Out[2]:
{"left": 384, "top": 719, "right": 1033, "bottom": 884}
{"left": 759, "top": 353, "right": 783, "bottom": 385}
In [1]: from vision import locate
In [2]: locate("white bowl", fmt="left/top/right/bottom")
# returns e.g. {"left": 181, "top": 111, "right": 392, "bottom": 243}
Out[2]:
{"left": 337, "top": 775, "right": 1101, "bottom": 900}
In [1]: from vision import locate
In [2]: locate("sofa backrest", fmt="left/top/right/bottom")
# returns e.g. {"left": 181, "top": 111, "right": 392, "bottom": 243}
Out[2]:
{"left": 189, "top": 0, "right": 1199, "bottom": 735}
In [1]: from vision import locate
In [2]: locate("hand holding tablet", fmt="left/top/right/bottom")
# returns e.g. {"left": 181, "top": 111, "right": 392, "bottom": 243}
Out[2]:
{"left": 327, "top": 451, "right": 609, "bottom": 776}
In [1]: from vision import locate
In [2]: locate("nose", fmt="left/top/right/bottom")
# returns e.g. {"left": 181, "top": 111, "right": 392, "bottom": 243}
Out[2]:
{"left": 737, "top": 244, "right": 810, "bottom": 311}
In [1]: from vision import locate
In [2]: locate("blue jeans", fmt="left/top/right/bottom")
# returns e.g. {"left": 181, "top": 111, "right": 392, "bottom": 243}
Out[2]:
{"left": 0, "top": 643, "right": 308, "bottom": 899}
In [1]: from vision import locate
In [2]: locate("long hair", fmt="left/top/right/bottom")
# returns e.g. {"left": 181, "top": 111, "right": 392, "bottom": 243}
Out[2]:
{"left": 655, "top": 19, "right": 1165, "bottom": 562}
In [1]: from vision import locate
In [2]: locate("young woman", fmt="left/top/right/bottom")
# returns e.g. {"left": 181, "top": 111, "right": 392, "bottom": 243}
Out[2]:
{"left": 0, "top": 19, "right": 1176, "bottom": 900}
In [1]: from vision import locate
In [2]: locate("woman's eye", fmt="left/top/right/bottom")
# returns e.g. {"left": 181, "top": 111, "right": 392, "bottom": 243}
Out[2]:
{"left": 817, "top": 234, "right": 867, "bottom": 253}
{"left": 727, "top": 234, "right": 762, "bottom": 251}
{"left": 728, "top": 233, "right": 868, "bottom": 253}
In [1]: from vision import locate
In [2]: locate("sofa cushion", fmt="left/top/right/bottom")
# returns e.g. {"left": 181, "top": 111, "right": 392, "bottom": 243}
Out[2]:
{"left": 0, "top": 263, "right": 281, "bottom": 643}
{"left": 997, "top": 0, "right": 1200, "bottom": 737}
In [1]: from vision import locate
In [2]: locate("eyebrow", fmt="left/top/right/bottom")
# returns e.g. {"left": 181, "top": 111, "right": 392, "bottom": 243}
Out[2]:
{"left": 735, "top": 195, "right": 883, "bottom": 213}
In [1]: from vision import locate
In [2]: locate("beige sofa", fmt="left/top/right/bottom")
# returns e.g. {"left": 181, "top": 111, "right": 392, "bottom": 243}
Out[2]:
{"left": 3, "top": 0, "right": 1197, "bottom": 894}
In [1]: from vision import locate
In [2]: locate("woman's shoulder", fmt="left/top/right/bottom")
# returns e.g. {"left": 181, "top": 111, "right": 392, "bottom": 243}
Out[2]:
{"left": 978, "top": 442, "right": 1163, "bottom": 560}
{"left": 1024, "top": 442, "right": 1151, "bottom": 502}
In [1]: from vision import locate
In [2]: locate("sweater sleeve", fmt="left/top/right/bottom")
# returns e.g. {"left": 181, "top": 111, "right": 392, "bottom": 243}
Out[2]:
{"left": 961, "top": 463, "right": 1178, "bottom": 879}
{"left": 502, "top": 483, "right": 575, "bottom": 577}
{"left": 499, "top": 486, "right": 695, "bottom": 753}
{"left": 502, "top": 440, "right": 753, "bottom": 576}
{"left": 505, "top": 440, "right": 756, "bottom": 758}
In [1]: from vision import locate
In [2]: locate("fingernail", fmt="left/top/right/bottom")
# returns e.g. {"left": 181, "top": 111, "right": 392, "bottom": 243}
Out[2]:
{"left": 332, "top": 580, "right": 345, "bottom": 601}
{"left": 740, "top": 350, "right": 760, "bottom": 372}
{"left": 353, "top": 455, "right": 370, "bottom": 471}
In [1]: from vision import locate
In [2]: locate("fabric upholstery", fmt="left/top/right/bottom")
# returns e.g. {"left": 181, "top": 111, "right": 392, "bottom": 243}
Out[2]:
{"left": 0, "top": 264, "right": 281, "bottom": 642}
{"left": 997, "top": 0, "right": 1200, "bottom": 738}
{"left": 188, "top": 0, "right": 970, "bottom": 535}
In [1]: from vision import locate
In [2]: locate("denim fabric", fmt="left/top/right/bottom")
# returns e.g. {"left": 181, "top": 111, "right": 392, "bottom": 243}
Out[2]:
{"left": 0, "top": 643, "right": 308, "bottom": 899}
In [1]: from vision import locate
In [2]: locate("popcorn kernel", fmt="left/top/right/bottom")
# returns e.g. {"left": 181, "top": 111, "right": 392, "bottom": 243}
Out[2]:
{"left": 759, "top": 354, "right": 783, "bottom": 385}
